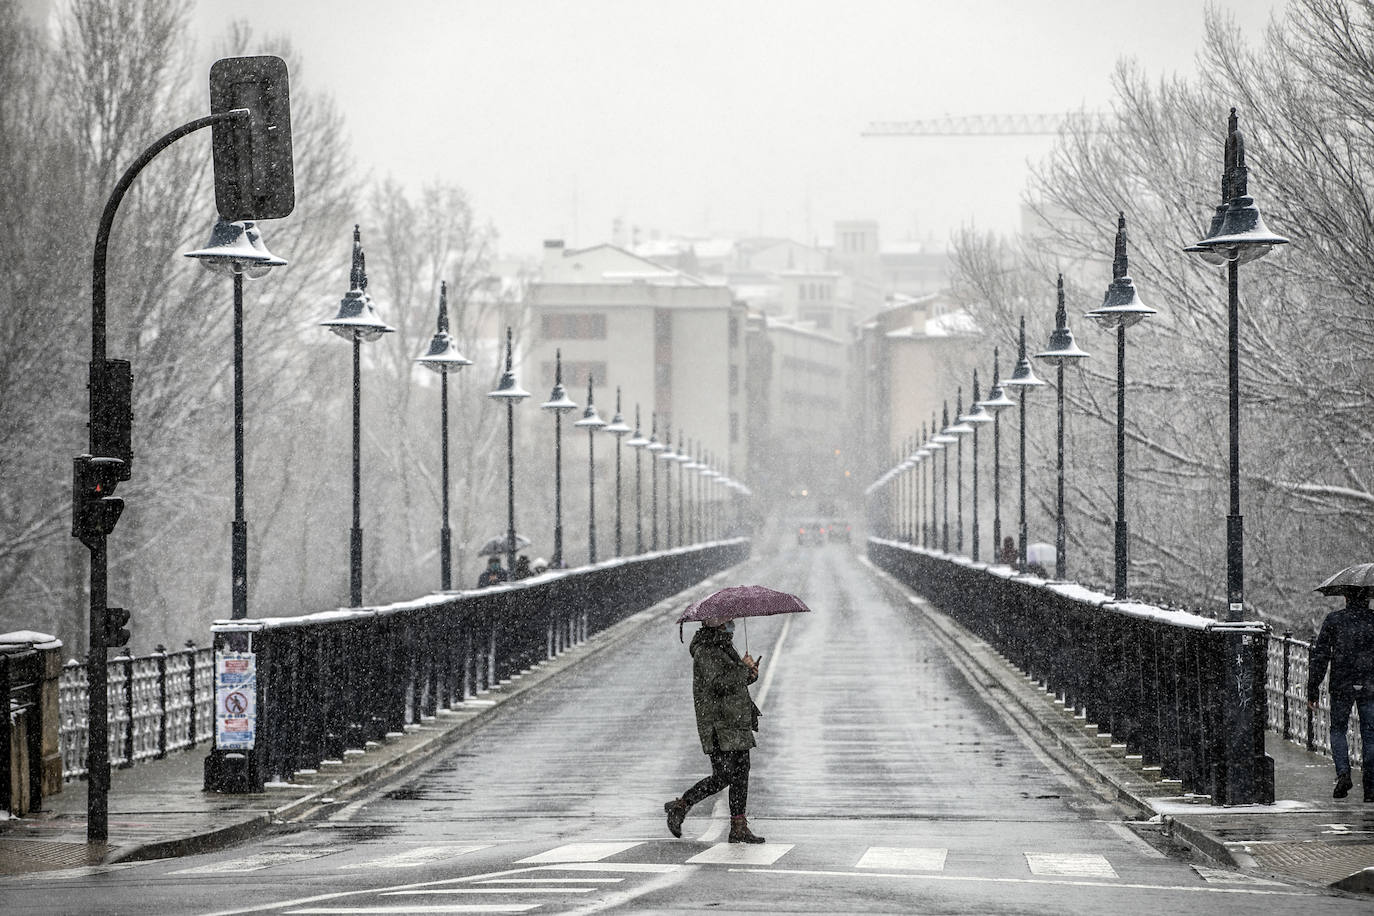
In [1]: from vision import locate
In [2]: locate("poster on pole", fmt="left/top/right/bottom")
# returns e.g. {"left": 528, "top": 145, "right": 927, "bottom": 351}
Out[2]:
{"left": 215, "top": 650, "right": 256, "bottom": 750}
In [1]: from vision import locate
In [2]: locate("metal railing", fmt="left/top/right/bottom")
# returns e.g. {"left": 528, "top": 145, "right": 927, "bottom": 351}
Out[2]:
{"left": 58, "top": 642, "right": 214, "bottom": 779}
{"left": 1267, "top": 631, "right": 1361, "bottom": 768}
{"left": 870, "top": 539, "right": 1272, "bottom": 803}
{"left": 207, "top": 540, "right": 750, "bottom": 790}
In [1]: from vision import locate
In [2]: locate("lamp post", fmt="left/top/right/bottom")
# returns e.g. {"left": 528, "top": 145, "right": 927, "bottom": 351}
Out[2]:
{"left": 603, "top": 388, "right": 632, "bottom": 556}
{"left": 414, "top": 281, "right": 472, "bottom": 590}
{"left": 925, "top": 421, "right": 944, "bottom": 549}
{"left": 979, "top": 349, "right": 1016, "bottom": 563}
{"left": 946, "top": 391, "right": 975, "bottom": 555}
{"left": 675, "top": 430, "right": 690, "bottom": 547}
{"left": 1001, "top": 315, "right": 1046, "bottom": 572}
{"left": 657, "top": 429, "right": 677, "bottom": 548}
{"left": 1085, "top": 220, "right": 1155, "bottom": 595}
{"left": 540, "top": 351, "right": 578, "bottom": 569}
{"left": 915, "top": 432, "right": 931, "bottom": 548}
{"left": 625, "top": 406, "right": 649, "bottom": 553}
{"left": 574, "top": 379, "right": 606, "bottom": 564}
{"left": 1187, "top": 108, "right": 1289, "bottom": 620}
{"left": 647, "top": 415, "right": 665, "bottom": 549}
{"left": 960, "top": 372, "right": 993, "bottom": 561}
{"left": 320, "top": 226, "right": 393, "bottom": 607}
{"left": 185, "top": 218, "right": 286, "bottom": 618}
{"left": 934, "top": 406, "right": 958, "bottom": 552}
{"left": 487, "top": 326, "right": 530, "bottom": 576}
{"left": 1036, "top": 274, "right": 1092, "bottom": 582}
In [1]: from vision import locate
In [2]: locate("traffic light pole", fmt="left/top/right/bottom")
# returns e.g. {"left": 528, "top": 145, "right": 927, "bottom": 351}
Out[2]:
{"left": 83, "top": 109, "right": 248, "bottom": 845}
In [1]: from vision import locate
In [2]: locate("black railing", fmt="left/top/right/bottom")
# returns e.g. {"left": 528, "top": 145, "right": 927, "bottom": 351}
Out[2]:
{"left": 1267, "top": 631, "right": 1362, "bottom": 768}
{"left": 207, "top": 540, "right": 749, "bottom": 790}
{"left": 870, "top": 538, "right": 1272, "bottom": 802}
{"left": 57, "top": 642, "right": 214, "bottom": 780}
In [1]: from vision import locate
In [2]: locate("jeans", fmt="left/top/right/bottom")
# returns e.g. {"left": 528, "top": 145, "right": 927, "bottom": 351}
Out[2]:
{"left": 1329, "top": 689, "right": 1374, "bottom": 790}
{"left": 681, "top": 748, "right": 750, "bottom": 817}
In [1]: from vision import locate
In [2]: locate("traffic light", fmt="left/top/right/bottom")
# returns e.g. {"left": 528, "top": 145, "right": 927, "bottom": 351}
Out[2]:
{"left": 72, "top": 455, "right": 126, "bottom": 550}
{"left": 90, "top": 359, "right": 132, "bottom": 480}
{"left": 209, "top": 55, "right": 295, "bottom": 221}
{"left": 103, "top": 606, "right": 131, "bottom": 648}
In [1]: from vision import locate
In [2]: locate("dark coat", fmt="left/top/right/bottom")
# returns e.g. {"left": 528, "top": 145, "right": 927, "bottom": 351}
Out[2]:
{"left": 1307, "top": 603, "right": 1374, "bottom": 700}
{"left": 690, "top": 625, "right": 760, "bottom": 754}
{"left": 477, "top": 565, "right": 508, "bottom": 588}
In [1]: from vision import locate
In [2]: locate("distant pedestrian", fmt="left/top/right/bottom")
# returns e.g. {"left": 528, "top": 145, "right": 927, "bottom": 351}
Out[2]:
{"left": 512, "top": 555, "right": 533, "bottom": 579}
{"left": 476, "top": 556, "right": 508, "bottom": 588}
{"left": 1307, "top": 592, "right": 1374, "bottom": 801}
{"left": 999, "top": 536, "right": 1017, "bottom": 567}
{"left": 663, "top": 617, "right": 765, "bottom": 844}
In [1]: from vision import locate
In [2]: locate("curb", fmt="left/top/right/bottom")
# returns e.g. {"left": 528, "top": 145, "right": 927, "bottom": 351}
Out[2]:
{"left": 103, "top": 562, "right": 749, "bottom": 865}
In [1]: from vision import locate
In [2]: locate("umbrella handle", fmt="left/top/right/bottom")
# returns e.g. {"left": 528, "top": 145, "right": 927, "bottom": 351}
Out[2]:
{"left": 743, "top": 617, "right": 749, "bottom": 655}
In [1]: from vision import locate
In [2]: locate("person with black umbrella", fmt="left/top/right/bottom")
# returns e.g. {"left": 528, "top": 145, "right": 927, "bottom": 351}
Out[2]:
{"left": 1307, "top": 563, "right": 1374, "bottom": 802}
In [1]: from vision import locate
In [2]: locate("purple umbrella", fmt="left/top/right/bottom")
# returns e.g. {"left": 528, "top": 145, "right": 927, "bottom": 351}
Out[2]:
{"left": 676, "top": 585, "right": 810, "bottom": 646}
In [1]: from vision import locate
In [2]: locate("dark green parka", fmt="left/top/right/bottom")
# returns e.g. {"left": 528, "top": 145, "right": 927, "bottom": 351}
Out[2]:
{"left": 690, "top": 624, "right": 761, "bottom": 753}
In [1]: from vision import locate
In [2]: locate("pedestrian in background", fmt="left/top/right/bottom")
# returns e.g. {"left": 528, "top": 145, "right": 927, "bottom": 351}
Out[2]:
{"left": 476, "top": 556, "right": 508, "bottom": 588}
{"left": 512, "top": 555, "right": 533, "bottom": 579}
{"left": 664, "top": 616, "right": 765, "bottom": 843}
{"left": 1307, "top": 591, "right": 1374, "bottom": 801}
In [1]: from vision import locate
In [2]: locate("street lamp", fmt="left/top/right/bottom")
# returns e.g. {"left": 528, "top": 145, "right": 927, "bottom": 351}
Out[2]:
{"left": 674, "top": 431, "right": 691, "bottom": 547}
{"left": 487, "top": 326, "right": 530, "bottom": 576}
{"left": 960, "top": 372, "right": 993, "bottom": 561}
{"left": 978, "top": 349, "right": 1016, "bottom": 564}
{"left": 1085, "top": 220, "right": 1155, "bottom": 596}
{"left": 924, "top": 420, "right": 944, "bottom": 549}
{"left": 184, "top": 218, "right": 286, "bottom": 619}
{"left": 603, "top": 390, "right": 632, "bottom": 556}
{"left": 539, "top": 350, "right": 578, "bottom": 569}
{"left": 625, "top": 406, "right": 649, "bottom": 553}
{"left": 1036, "top": 274, "right": 1092, "bottom": 582}
{"left": 1001, "top": 315, "right": 1046, "bottom": 572}
{"left": 657, "top": 428, "right": 678, "bottom": 548}
{"left": 414, "top": 281, "right": 472, "bottom": 591}
{"left": 1187, "top": 108, "right": 1289, "bottom": 621}
{"left": 933, "top": 406, "right": 958, "bottom": 552}
{"left": 574, "top": 379, "right": 606, "bottom": 564}
{"left": 945, "top": 390, "right": 975, "bottom": 555}
{"left": 320, "top": 226, "right": 393, "bottom": 607}
{"left": 647, "top": 414, "right": 665, "bottom": 549}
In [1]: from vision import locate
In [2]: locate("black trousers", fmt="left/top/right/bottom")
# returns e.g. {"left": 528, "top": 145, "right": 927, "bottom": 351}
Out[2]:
{"left": 682, "top": 747, "right": 750, "bottom": 817}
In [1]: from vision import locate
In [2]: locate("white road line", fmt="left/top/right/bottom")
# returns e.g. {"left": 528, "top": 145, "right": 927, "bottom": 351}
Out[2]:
{"left": 173, "top": 851, "right": 327, "bottom": 874}
{"left": 686, "top": 842, "right": 794, "bottom": 865}
{"left": 339, "top": 845, "right": 489, "bottom": 869}
{"left": 754, "top": 614, "right": 794, "bottom": 710}
{"left": 537, "top": 862, "right": 680, "bottom": 874}
{"left": 383, "top": 888, "right": 595, "bottom": 895}
{"left": 1103, "top": 821, "right": 1166, "bottom": 858}
{"left": 477, "top": 878, "right": 622, "bottom": 884}
{"left": 855, "top": 847, "right": 947, "bottom": 871}
{"left": 515, "top": 842, "right": 640, "bottom": 864}
{"left": 1025, "top": 852, "right": 1118, "bottom": 878}
{"left": 286, "top": 907, "right": 537, "bottom": 914}
{"left": 729, "top": 866, "right": 1316, "bottom": 897}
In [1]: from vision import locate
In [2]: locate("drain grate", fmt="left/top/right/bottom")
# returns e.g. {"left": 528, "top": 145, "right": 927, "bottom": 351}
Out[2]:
{"left": 0, "top": 839, "right": 108, "bottom": 874}
{"left": 1244, "top": 841, "right": 1374, "bottom": 885}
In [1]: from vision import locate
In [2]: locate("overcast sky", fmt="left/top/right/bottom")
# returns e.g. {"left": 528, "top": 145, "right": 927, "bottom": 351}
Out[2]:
{"left": 190, "top": 0, "right": 1279, "bottom": 257}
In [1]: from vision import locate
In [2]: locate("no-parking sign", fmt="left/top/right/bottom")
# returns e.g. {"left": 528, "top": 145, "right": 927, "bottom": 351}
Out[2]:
{"left": 215, "top": 650, "right": 257, "bottom": 750}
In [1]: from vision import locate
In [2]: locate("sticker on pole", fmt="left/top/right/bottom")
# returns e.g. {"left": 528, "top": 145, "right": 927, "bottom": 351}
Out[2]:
{"left": 215, "top": 650, "right": 257, "bottom": 750}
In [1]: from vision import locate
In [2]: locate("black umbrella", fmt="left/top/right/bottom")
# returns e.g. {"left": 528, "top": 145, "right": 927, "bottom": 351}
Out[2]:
{"left": 1314, "top": 562, "right": 1374, "bottom": 597}
{"left": 476, "top": 534, "right": 531, "bottom": 557}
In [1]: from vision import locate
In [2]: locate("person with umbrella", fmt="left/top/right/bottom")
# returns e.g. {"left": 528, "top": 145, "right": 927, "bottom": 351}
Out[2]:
{"left": 476, "top": 555, "right": 509, "bottom": 588}
{"left": 1306, "top": 563, "right": 1374, "bottom": 802}
{"left": 664, "top": 585, "right": 809, "bottom": 844}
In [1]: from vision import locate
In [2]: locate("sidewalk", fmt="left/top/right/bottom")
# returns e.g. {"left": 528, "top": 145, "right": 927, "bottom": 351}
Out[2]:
{"left": 861, "top": 559, "right": 1374, "bottom": 897}
{"left": 0, "top": 567, "right": 741, "bottom": 877}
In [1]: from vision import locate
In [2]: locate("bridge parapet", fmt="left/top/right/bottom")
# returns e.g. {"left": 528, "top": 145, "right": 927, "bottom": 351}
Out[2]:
{"left": 204, "top": 539, "right": 749, "bottom": 793}
{"left": 869, "top": 538, "right": 1275, "bottom": 805}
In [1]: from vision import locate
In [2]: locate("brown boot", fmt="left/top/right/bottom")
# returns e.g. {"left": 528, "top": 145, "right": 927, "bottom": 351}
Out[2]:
{"left": 728, "top": 815, "right": 765, "bottom": 844}
{"left": 664, "top": 798, "right": 689, "bottom": 838}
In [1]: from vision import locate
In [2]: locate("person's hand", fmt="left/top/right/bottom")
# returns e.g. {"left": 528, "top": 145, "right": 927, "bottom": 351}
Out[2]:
{"left": 742, "top": 653, "right": 758, "bottom": 673}
{"left": 1308, "top": 700, "right": 1319, "bottom": 712}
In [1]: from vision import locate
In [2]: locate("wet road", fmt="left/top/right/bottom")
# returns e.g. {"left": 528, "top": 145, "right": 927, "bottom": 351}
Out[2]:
{"left": 4, "top": 539, "right": 1367, "bottom": 914}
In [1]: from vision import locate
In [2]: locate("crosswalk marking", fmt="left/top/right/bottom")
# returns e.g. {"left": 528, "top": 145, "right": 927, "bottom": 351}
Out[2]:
{"left": 1192, "top": 866, "right": 1285, "bottom": 885}
{"left": 477, "top": 878, "right": 623, "bottom": 884}
{"left": 1024, "top": 852, "right": 1118, "bottom": 878}
{"left": 855, "top": 847, "right": 947, "bottom": 871}
{"left": 339, "top": 845, "right": 489, "bottom": 869}
{"left": 686, "top": 842, "right": 794, "bottom": 865}
{"left": 539, "top": 862, "right": 680, "bottom": 874}
{"left": 383, "top": 888, "right": 596, "bottom": 895}
{"left": 515, "top": 842, "right": 641, "bottom": 864}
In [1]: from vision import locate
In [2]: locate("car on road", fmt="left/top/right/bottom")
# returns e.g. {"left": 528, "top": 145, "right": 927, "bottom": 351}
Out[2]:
{"left": 797, "top": 521, "right": 826, "bottom": 546}
{"left": 828, "top": 520, "right": 852, "bottom": 542}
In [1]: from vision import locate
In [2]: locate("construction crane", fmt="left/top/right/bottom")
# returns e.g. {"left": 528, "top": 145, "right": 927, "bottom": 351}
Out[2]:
{"left": 862, "top": 113, "right": 1107, "bottom": 137}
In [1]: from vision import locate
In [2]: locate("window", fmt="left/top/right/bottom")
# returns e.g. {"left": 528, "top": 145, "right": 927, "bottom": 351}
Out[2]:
{"left": 541, "top": 312, "right": 607, "bottom": 339}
